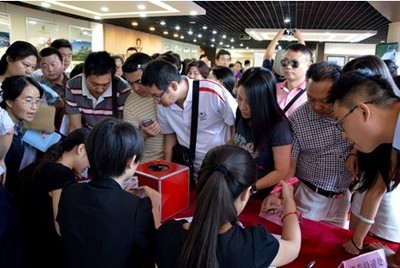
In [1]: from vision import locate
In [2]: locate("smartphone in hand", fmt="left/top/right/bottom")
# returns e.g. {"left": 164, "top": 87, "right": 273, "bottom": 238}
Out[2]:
{"left": 141, "top": 119, "right": 154, "bottom": 127}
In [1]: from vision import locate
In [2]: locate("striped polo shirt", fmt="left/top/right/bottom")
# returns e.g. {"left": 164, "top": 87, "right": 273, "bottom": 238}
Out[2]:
{"left": 66, "top": 74, "right": 130, "bottom": 129}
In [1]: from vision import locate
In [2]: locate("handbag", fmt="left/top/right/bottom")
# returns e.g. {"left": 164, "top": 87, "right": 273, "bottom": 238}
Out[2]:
{"left": 171, "top": 80, "right": 199, "bottom": 186}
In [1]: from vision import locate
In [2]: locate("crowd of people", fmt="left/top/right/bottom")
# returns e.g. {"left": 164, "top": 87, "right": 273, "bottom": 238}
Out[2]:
{"left": 0, "top": 30, "right": 400, "bottom": 267}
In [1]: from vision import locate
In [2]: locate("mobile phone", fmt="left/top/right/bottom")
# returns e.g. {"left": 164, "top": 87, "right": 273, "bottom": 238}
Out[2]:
{"left": 141, "top": 119, "right": 154, "bottom": 127}
{"left": 284, "top": 29, "right": 293, "bottom": 36}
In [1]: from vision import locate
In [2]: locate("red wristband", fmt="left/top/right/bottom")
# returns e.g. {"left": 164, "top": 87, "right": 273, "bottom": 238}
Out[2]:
{"left": 281, "top": 211, "right": 300, "bottom": 222}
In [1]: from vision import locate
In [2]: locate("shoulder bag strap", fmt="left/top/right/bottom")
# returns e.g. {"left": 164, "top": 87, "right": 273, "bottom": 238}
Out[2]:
{"left": 283, "top": 89, "right": 305, "bottom": 113}
{"left": 189, "top": 80, "right": 200, "bottom": 159}
{"left": 111, "top": 77, "right": 119, "bottom": 118}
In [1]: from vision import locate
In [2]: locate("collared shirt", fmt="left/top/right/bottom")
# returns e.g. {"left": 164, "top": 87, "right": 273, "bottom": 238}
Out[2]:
{"left": 289, "top": 102, "right": 354, "bottom": 192}
{"left": 39, "top": 72, "right": 69, "bottom": 98}
{"left": 276, "top": 80, "right": 308, "bottom": 116}
{"left": 66, "top": 74, "right": 130, "bottom": 129}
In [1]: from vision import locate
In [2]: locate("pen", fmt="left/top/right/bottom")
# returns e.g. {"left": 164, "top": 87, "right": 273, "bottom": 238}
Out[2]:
{"left": 270, "top": 177, "right": 299, "bottom": 193}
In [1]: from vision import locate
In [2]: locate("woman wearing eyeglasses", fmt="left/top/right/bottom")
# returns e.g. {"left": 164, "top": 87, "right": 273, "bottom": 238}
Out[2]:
{"left": 233, "top": 67, "right": 292, "bottom": 198}
{"left": 0, "top": 75, "right": 43, "bottom": 195}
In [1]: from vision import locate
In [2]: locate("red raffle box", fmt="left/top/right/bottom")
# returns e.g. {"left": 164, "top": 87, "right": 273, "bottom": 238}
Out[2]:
{"left": 135, "top": 160, "right": 190, "bottom": 221}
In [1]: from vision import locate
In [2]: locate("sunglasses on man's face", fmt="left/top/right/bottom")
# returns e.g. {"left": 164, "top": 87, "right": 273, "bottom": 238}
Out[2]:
{"left": 280, "top": 59, "right": 301, "bottom": 68}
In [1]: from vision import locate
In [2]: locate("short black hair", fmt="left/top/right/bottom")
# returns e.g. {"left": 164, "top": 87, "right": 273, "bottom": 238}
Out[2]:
{"left": 306, "top": 61, "right": 341, "bottom": 83}
{"left": 122, "top": 52, "right": 152, "bottom": 73}
{"left": 285, "top": 43, "right": 313, "bottom": 61}
{"left": 328, "top": 69, "right": 399, "bottom": 108}
{"left": 84, "top": 51, "right": 116, "bottom": 77}
{"left": 50, "top": 39, "right": 72, "bottom": 50}
{"left": 1, "top": 76, "right": 44, "bottom": 109}
{"left": 216, "top": 49, "right": 231, "bottom": 60}
{"left": 141, "top": 59, "right": 181, "bottom": 92}
{"left": 86, "top": 118, "right": 144, "bottom": 179}
{"left": 39, "top": 47, "right": 63, "bottom": 63}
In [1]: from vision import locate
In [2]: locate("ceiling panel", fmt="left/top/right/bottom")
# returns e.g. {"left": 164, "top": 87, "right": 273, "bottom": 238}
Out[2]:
{"left": 11, "top": 1, "right": 391, "bottom": 51}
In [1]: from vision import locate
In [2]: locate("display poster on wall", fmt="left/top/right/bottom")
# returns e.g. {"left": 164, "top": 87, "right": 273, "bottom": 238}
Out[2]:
{"left": 26, "top": 18, "right": 58, "bottom": 51}
{"left": 69, "top": 26, "right": 92, "bottom": 61}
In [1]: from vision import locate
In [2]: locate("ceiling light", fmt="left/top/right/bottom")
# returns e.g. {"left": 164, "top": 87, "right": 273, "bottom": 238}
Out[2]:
{"left": 211, "top": 44, "right": 215, "bottom": 47}
{"left": 284, "top": 18, "right": 290, "bottom": 23}
{"left": 163, "top": 31, "right": 168, "bottom": 35}
{"left": 139, "top": 13, "right": 146, "bottom": 18}
{"left": 190, "top": 21, "right": 196, "bottom": 24}
{"left": 100, "top": 7, "right": 109, "bottom": 12}
{"left": 246, "top": 47, "right": 249, "bottom": 49}
{"left": 231, "top": 46, "right": 234, "bottom": 49}
{"left": 132, "top": 22, "right": 138, "bottom": 26}
{"left": 202, "top": 26, "right": 207, "bottom": 30}
{"left": 173, "top": 33, "right": 179, "bottom": 37}
{"left": 211, "top": 38, "right": 215, "bottom": 42}
{"left": 138, "top": 4, "right": 146, "bottom": 10}
{"left": 180, "top": 35, "right": 184, "bottom": 39}
{"left": 198, "top": 34, "right": 202, "bottom": 38}
{"left": 230, "top": 38, "right": 234, "bottom": 42}
{"left": 219, "top": 42, "right": 223, "bottom": 45}
{"left": 190, "top": 10, "right": 198, "bottom": 15}
{"left": 175, "top": 26, "right": 180, "bottom": 30}
{"left": 160, "top": 21, "right": 166, "bottom": 26}
{"left": 94, "top": 16, "right": 101, "bottom": 20}
{"left": 188, "top": 30, "right": 193, "bottom": 35}
{"left": 193, "top": 39, "right": 197, "bottom": 42}
{"left": 240, "top": 43, "right": 243, "bottom": 47}
{"left": 41, "top": 2, "right": 50, "bottom": 8}
{"left": 245, "top": 28, "right": 377, "bottom": 43}
{"left": 212, "top": 30, "right": 217, "bottom": 34}
{"left": 149, "top": 27, "right": 155, "bottom": 31}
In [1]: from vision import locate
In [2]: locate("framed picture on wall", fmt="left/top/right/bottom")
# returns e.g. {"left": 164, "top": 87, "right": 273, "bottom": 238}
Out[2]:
{"left": 327, "top": 56, "right": 345, "bottom": 67}
{"left": 69, "top": 26, "right": 92, "bottom": 61}
{"left": 376, "top": 42, "right": 398, "bottom": 61}
{"left": 0, "top": 13, "right": 10, "bottom": 48}
{"left": 26, "top": 18, "right": 58, "bottom": 51}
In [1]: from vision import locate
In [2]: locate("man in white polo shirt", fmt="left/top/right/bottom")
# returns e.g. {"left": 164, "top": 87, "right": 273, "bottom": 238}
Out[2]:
{"left": 141, "top": 59, "right": 237, "bottom": 180}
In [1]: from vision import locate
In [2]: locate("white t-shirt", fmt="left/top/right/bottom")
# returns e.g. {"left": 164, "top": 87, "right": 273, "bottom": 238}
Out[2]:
{"left": 157, "top": 77, "right": 237, "bottom": 175}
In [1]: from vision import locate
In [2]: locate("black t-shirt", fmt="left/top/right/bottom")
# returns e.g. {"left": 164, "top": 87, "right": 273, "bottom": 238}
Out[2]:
{"left": 156, "top": 219, "right": 279, "bottom": 268}
{"left": 18, "top": 162, "right": 76, "bottom": 267}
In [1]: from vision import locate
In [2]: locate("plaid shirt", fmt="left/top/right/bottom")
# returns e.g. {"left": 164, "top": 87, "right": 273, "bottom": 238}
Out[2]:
{"left": 289, "top": 102, "right": 353, "bottom": 192}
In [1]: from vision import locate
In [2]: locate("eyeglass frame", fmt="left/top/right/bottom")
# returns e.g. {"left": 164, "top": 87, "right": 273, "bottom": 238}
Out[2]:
{"left": 335, "top": 100, "right": 374, "bottom": 132}
{"left": 14, "top": 97, "right": 41, "bottom": 107}
{"left": 150, "top": 88, "right": 168, "bottom": 101}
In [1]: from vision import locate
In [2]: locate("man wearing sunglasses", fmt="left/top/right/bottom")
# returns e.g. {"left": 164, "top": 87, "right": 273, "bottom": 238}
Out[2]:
{"left": 277, "top": 43, "right": 312, "bottom": 116}
{"left": 328, "top": 70, "right": 400, "bottom": 267}
{"left": 122, "top": 52, "right": 164, "bottom": 161}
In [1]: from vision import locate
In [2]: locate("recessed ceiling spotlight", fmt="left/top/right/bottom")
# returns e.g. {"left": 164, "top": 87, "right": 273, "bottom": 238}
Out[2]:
{"left": 190, "top": 10, "right": 198, "bottom": 15}
{"left": 188, "top": 30, "right": 193, "bottom": 35}
{"left": 380, "top": 40, "right": 385, "bottom": 43}
{"left": 163, "top": 31, "right": 168, "bottom": 35}
{"left": 230, "top": 38, "right": 234, "bottom": 42}
{"left": 222, "top": 35, "right": 226, "bottom": 39}
{"left": 41, "top": 2, "right": 50, "bottom": 8}
{"left": 231, "top": 46, "right": 234, "bottom": 49}
{"left": 175, "top": 26, "right": 180, "bottom": 30}
{"left": 198, "top": 34, "right": 202, "bottom": 38}
{"left": 149, "top": 27, "right": 155, "bottom": 31}
{"left": 100, "top": 7, "right": 109, "bottom": 12}
{"left": 284, "top": 18, "right": 290, "bottom": 23}
{"left": 193, "top": 39, "right": 197, "bottom": 42}
{"left": 160, "top": 21, "right": 166, "bottom": 26}
{"left": 139, "top": 13, "right": 147, "bottom": 18}
{"left": 180, "top": 35, "right": 185, "bottom": 39}
{"left": 202, "top": 26, "right": 207, "bottom": 30}
{"left": 219, "top": 41, "right": 223, "bottom": 45}
{"left": 173, "top": 33, "right": 179, "bottom": 37}
{"left": 240, "top": 43, "right": 243, "bottom": 47}
{"left": 94, "top": 16, "right": 101, "bottom": 20}
{"left": 132, "top": 22, "right": 138, "bottom": 26}
{"left": 211, "top": 44, "right": 215, "bottom": 47}
{"left": 190, "top": 21, "right": 196, "bottom": 24}
{"left": 138, "top": 4, "right": 146, "bottom": 10}
{"left": 246, "top": 47, "right": 249, "bottom": 49}
{"left": 211, "top": 38, "right": 215, "bottom": 42}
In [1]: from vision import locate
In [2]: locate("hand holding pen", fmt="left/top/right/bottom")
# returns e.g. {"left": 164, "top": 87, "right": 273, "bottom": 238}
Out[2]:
{"left": 270, "top": 177, "right": 299, "bottom": 194}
